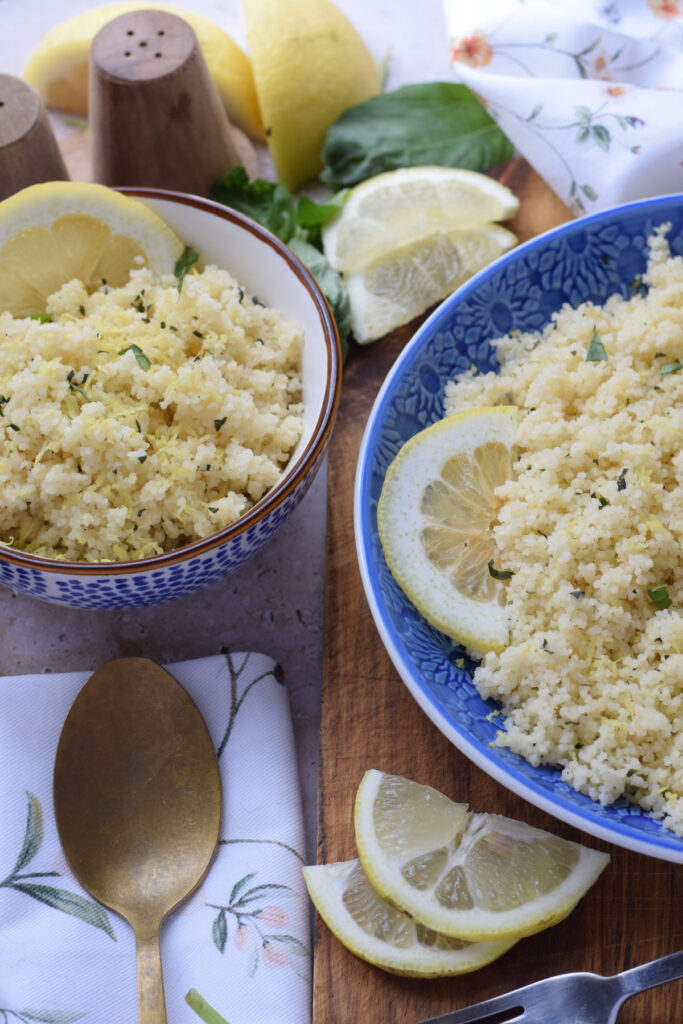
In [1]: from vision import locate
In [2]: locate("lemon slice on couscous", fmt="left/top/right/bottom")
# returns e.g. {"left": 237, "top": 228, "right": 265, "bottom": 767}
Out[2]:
{"left": 377, "top": 404, "right": 517, "bottom": 654}
{"left": 302, "top": 858, "right": 518, "bottom": 976}
{"left": 0, "top": 181, "right": 184, "bottom": 317}
{"left": 354, "top": 771, "right": 611, "bottom": 943}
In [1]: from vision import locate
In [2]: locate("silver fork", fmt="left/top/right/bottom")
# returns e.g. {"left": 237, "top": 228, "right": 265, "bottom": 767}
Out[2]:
{"left": 415, "top": 951, "right": 683, "bottom": 1024}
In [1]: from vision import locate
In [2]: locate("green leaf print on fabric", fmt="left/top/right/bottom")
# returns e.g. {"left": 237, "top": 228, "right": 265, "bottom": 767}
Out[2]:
{"left": 1, "top": 793, "right": 114, "bottom": 940}
{"left": 208, "top": 872, "right": 310, "bottom": 981}
{"left": 216, "top": 653, "right": 285, "bottom": 759}
{"left": 0, "top": 1009, "right": 86, "bottom": 1023}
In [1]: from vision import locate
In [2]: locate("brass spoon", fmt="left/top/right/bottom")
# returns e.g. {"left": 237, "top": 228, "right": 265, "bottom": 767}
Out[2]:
{"left": 53, "top": 657, "right": 222, "bottom": 1023}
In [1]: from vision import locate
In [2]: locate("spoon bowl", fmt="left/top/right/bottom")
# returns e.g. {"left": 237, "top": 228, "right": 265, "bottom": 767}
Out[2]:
{"left": 53, "top": 657, "right": 222, "bottom": 1023}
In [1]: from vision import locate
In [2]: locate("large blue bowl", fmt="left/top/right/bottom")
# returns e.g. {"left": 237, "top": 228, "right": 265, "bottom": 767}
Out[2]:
{"left": 355, "top": 194, "right": 683, "bottom": 863}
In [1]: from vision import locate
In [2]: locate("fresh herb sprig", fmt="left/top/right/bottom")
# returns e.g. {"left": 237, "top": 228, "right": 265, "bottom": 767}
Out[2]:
{"left": 210, "top": 166, "right": 351, "bottom": 359}
{"left": 175, "top": 245, "right": 200, "bottom": 293}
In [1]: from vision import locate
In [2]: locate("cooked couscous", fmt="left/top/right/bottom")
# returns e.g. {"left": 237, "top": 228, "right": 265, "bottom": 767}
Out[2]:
{"left": 444, "top": 224, "right": 683, "bottom": 834}
{"left": 0, "top": 263, "right": 303, "bottom": 562}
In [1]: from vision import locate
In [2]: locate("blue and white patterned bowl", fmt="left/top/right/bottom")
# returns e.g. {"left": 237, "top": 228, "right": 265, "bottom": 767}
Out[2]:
{"left": 0, "top": 189, "right": 340, "bottom": 609}
{"left": 355, "top": 194, "right": 683, "bottom": 862}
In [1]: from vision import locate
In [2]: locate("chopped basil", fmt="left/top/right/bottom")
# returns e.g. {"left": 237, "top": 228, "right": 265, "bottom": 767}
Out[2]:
{"left": 160, "top": 321, "right": 166, "bottom": 329}
{"left": 192, "top": 330, "right": 203, "bottom": 338}
{"left": 571, "top": 590, "right": 585, "bottom": 599}
{"left": 138, "top": 455, "right": 147, "bottom": 464}
{"left": 137, "top": 508, "right": 145, "bottom": 517}
{"left": 626, "top": 768, "right": 637, "bottom": 777}
{"left": 214, "top": 417, "right": 227, "bottom": 431}
{"left": 648, "top": 584, "right": 672, "bottom": 610}
{"left": 585, "top": 328, "right": 607, "bottom": 362}
{"left": 661, "top": 359, "right": 683, "bottom": 376}
{"left": 208, "top": 506, "right": 219, "bottom": 513}
{"left": 135, "top": 420, "right": 141, "bottom": 433}
{"left": 9, "top": 423, "right": 20, "bottom": 431}
{"left": 488, "top": 560, "right": 514, "bottom": 581}
{"left": 252, "top": 296, "right": 265, "bottom": 307}
{"left": 591, "top": 492, "right": 609, "bottom": 508}
{"left": 238, "top": 288, "right": 244, "bottom": 303}
{"left": 0, "top": 395, "right": 9, "bottom": 417}
{"left": 27, "top": 312, "right": 53, "bottom": 323}
{"left": 78, "top": 304, "right": 86, "bottom": 316}
{"left": 118, "top": 344, "right": 150, "bottom": 370}
{"left": 174, "top": 246, "right": 199, "bottom": 293}
{"left": 617, "top": 468, "right": 628, "bottom": 491}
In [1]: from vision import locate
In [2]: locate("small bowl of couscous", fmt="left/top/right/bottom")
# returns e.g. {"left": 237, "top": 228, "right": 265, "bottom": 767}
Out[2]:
{"left": 356, "top": 193, "right": 683, "bottom": 862}
{"left": 0, "top": 184, "right": 340, "bottom": 609}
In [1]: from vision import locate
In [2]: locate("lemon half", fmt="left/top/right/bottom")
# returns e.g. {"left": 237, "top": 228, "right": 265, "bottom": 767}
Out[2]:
{"left": 0, "top": 182, "right": 184, "bottom": 317}
{"left": 242, "top": 0, "right": 380, "bottom": 189}
{"left": 378, "top": 405, "right": 517, "bottom": 654}
{"left": 322, "top": 167, "right": 519, "bottom": 275}
{"left": 24, "top": 2, "right": 264, "bottom": 139}
{"left": 354, "top": 771, "right": 610, "bottom": 942}
{"left": 302, "top": 858, "right": 517, "bottom": 976}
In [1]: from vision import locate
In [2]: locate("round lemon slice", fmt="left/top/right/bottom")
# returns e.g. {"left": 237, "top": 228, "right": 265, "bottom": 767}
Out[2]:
{"left": 23, "top": 2, "right": 264, "bottom": 139}
{"left": 302, "top": 858, "right": 517, "bottom": 977}
{"left": 354, "top": 771, "right": 611, "bottom": 943}
{"left": 346, "top": 224, "right": 516, "bottom": 344}
{"left": 322, "top": 166, "right": 519, "bottom": 274}
{"left": 378, "top": 405, "right": 517, "bottom": 655}
{"left": 0, "top": 182, "right": 185, "bottom": 317}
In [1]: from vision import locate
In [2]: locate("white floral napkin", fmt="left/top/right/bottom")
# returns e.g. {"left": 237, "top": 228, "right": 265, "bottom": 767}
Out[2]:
{"left": 0, "top": 652, "right": 310, "bottom": 1024}
{"left": 444, "top": 0, "right": 683, "bottom": 214}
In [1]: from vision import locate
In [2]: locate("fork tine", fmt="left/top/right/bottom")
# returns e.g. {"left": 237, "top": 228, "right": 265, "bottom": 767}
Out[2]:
{"left": 413, "top": 986, "right": 529, "bottom": 1024}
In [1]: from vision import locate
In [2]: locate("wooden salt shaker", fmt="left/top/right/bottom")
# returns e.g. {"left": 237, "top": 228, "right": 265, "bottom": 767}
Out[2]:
{"left": 0, "top": 75, "right": 69, "bottom": 201}
{"left": 89, "top": 9, "right": 239, "bottom": 195}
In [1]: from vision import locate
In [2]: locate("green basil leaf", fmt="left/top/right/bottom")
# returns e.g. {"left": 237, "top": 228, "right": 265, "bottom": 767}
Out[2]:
{"left": 210, "top": 166, "right": 296, "bottom": 242}
{"left": 585, "top": 328, "right": 607, "bottom": 362}
{"left": 174, "top": 246, "right": 199, "bottom": 293}
{"left": 296, "top": 190, "right": 349, "bottom": 230}
{"left": 321, "top": 83, "right": 514, "bottom": 188}
{"left": 648, "top": 584, "right": 672, "bottom": 610}
{"left": 488, "top": 559, "right": 515, "bottom": 581}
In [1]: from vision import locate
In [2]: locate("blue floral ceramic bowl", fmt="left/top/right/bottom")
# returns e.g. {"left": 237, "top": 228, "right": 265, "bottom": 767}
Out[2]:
{"left": 0, "top": 189, "right": 340, "bottom": 610}
{"left": 355, "top": 194, "right": 683, "bottom": 862}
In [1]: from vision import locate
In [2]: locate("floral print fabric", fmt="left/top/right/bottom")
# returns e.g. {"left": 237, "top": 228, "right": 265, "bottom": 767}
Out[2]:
{"left": 0, "top": 653, "right": 310, "bottom": 1024}
{"left": 444, "top": 0, "right": 683, "bottom": 213}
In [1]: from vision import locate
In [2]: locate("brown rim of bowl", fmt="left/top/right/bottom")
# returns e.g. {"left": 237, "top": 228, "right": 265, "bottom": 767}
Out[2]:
{"left": 0, "top": 186, "right": 341, "bottom": 575}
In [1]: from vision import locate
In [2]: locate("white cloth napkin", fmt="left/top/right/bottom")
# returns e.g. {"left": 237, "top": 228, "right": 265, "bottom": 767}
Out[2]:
{"left": 0, "top": 652, "right": 310, "bottom": 1024}
{"left": 444, "top": 0, "right": 683, "bottom": 213}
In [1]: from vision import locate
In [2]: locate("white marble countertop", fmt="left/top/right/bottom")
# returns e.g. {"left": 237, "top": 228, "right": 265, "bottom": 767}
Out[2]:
{"left": 0, "top": 0, "right": 452, "bottom": 859}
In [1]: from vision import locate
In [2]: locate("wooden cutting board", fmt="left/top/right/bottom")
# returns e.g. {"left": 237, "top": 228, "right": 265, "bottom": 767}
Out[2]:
{"left": 315, "top": 160, "right": 683, "bottom": 1023}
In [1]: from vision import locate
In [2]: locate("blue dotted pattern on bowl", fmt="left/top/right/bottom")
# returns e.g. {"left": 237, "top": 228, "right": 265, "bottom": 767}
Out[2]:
{"left": 0, "top": 464, "right": 315, "bottom": 610}
{"left": 356, "top": 195, "right": 683, "bottom": 860}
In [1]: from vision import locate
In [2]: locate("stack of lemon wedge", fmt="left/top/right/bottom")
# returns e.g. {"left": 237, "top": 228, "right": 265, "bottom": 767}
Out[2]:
{"left": 322, "top": 167, "right": 519, "bottom": 343}
{"left": 303, "top": 770, "right": 610, "bottom": 976}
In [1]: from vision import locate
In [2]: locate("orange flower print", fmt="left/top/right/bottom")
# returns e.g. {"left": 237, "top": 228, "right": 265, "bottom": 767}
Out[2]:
{"left": 648, "top": 0, "right": 681, "bottom": 17}
{"left": 588, "top": 48, "right": 614, "bottom": 80}
{"left": 606, "top": 86, "right": 626, "bottom": 98}
{"left": 451, "top": 31, "right": 493, "bottom": 68}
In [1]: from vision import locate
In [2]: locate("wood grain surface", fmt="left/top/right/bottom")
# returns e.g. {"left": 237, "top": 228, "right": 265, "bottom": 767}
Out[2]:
{"left": 314, "top": 161, "right": 683, "bottom": 1023}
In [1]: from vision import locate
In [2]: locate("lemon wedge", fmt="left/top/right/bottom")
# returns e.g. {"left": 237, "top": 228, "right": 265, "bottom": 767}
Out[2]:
{"left": 347, "top": 223, "right": 516, "bottom": 344}
{"left": 378, "top": 405, "right": 517, "bottom": 654}
{"left": 322, "top": 167, "right": 519, "bottom": 274}
{"left": 354, "top": 771, "right": 610, "bottom": 943}
{"left": 23, "top": 2, "right": 264, "bottom": 139}
{"left": 0, "top": 182, "right": 184, "bottom": 317}
{"left": 302, "top": 858, "right": 517, "bottom": 976}
{"left": 242, "top": 0, "right": 380, "bottom": 189}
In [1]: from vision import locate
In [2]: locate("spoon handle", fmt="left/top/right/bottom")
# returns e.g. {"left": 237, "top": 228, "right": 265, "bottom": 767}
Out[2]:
{"left": 136, "top": 930, "right": 168, "bottom": 1024}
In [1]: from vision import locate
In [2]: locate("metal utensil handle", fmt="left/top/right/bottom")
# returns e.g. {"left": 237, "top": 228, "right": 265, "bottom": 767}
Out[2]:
{"left": 136, "top": 930, "right": 168, "bottom": 1024}
{"left": 616, "top": 950, "right": 683, "bottom": 997}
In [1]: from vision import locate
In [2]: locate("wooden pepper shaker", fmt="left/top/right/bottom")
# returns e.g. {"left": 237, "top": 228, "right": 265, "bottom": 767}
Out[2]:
{"left": 89, "top": 9, "right": 239, "bottom": 195}
{"left": 0, "top": 74, "right": 69, "bottom": 201}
